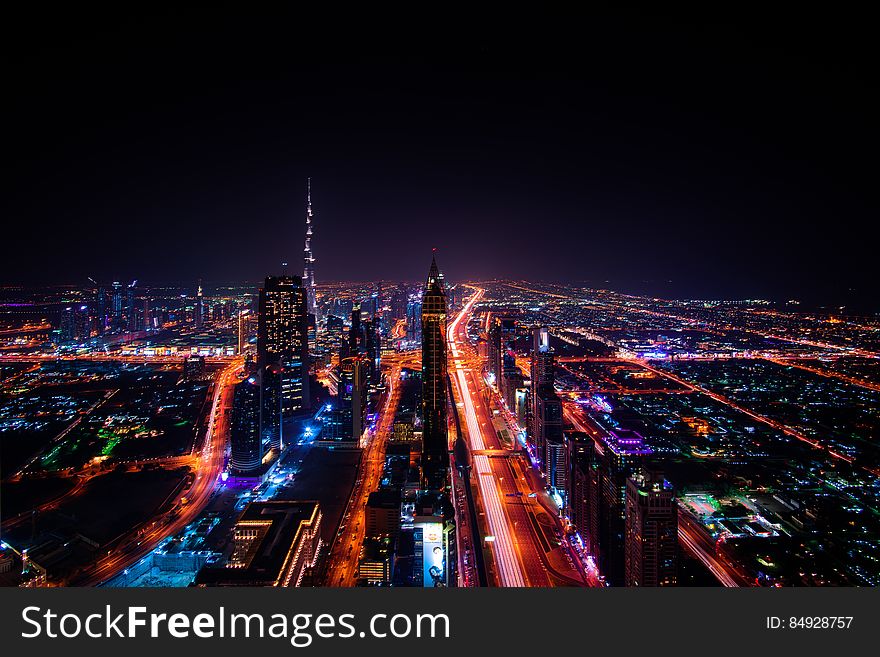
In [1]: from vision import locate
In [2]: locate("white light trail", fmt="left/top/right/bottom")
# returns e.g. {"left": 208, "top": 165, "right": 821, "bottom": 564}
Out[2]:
{"left": 448, "top": 290, "right": 525, "bottom": 587}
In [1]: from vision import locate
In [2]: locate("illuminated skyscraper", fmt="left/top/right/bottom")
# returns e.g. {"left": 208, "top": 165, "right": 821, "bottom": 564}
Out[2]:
{"left": 406, "top": 298, "right": 422, "bottom": 343}
{"left": 258, "top": 275, "right": 311, "bottom": 417}
{"left": 261, "top": 363, "right": 284, "bottom": 451}
{"left": 341, "top": 356, "right": 369, "bottom": 441}
{"left": 111, "top": 281, "right": 123, "bottom": 329}
{"left": 530, "top": 326, "right": 563, "bottom": 486}
{"left": 126, "top": 281, "right": 137, "bottom": 332}
{"left": 303, "top": 178, "right": 317, "bottom": 319}
{"left": 230, "top": 374, "right": 263, "bottom": 473}
{"left": 624, "top": 469, "right": 678, "bottom": 587}
{"left": 349, "top": 303, "right": 362, "bottom": 354}
{"left": 421, "top": 252, "right": 448, "bottom": 490}
{"left": 593, "top": 430, "right": 653, "bottom": 586}
{"left": 363, "top": 316, "right": 381, "bottom": 387}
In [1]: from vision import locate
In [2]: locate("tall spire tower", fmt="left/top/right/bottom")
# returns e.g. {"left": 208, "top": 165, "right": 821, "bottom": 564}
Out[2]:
{"left": 303, "top": 178, "right": 317, "bottom": 317}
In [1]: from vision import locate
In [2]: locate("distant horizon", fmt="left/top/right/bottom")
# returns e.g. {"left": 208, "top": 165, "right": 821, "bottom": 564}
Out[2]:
{"left": 1, "top": 277, "right": 876, "bottom": 314}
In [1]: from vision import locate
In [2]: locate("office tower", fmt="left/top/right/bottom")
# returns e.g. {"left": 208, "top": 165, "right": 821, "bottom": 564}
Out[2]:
{"left": 303, "top": 178, "right": 317, "bottom": 320}
{"left": 143, "top": 298, "right": 152, "bottom": 330}
{"left": 340, "top": 356, "right": 368, "bottom": 441}
{"left": 258, "top": 275, "right": 310, "bottom": 416}
{"left": 349, "top": 303, "right": 362, "bottom": 354}
{"left": 421, "top": 253, "right": 449, "bottom": 490}
{"left": 60, "top": 306, "right": 76, "bottom": 342}
{"left": 230, "top": 375, "right": 263, "bottom": 473}
{"left": 530, "top": 326, "right": 561, "bottom": 469}
{"left": 195, "top": 281, "right": 204, "bottom": 329}
{"left": 566, "top": 433, "right": 594, "bottom": 543}
{"left": 261, "top": 363, "right": 284, "bottom": 451}
{"left": 61, "top": 303, "right": 90, "bottom": 342}
{"left": 592, "top": 430, "right": 653, "bottom": 586}
{"left": 502, "top": 369, "right": 524, "bottom": 411}
{"left": 391, "top": 285, "right": 407, "bottom": 320}
{"left": 545, "top": 431, "right": 568, "bottom": 503}
{"left": 95, "top": 286, "right": 107, "bottom": 334}
{"left": 488, "top": 316, "right": 515, "bottom": 384}
{"left": 625, "top": 469, "right": 678, "bottom": 587}
{"left": 364, "top": 316, "right": 381, "bottom": 387}
{"left": 406, "top": 298, "right": 422, "bottom": 342}
{"left": 326, "top": 314, "right": 347, "bottom": 362}
{"left": 126, "top": 282, "right": 137, "bottom": 332}
{"left": 111, "top": 281, "right": 123, "bottom": 329}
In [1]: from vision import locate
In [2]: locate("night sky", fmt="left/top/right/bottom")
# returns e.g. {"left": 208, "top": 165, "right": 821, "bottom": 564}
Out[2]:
{"left": 5, "top": 8, "right": 877, "bottom": 309}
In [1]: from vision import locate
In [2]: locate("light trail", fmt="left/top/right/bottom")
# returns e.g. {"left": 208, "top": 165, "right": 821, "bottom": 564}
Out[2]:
{"left": 448, "top": 289, "right": 525, "bottom": 587}
{"left": 677, "top": 525, "right": 739, "bottom": 588}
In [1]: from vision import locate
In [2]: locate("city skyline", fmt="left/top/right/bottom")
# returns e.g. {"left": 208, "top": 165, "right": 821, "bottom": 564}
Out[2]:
{"left": 3, "top": 8, "right": 879, "bottom": 592}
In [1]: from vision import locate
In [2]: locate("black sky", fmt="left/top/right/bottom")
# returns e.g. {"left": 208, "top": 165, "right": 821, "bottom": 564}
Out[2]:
{"left": 5, "top": 8, "right": 878, "bottom": 309}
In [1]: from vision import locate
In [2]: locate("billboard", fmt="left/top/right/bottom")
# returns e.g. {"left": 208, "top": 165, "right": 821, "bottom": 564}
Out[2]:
{"left": 417, "top": 521, "right": 446, "bottom": 587}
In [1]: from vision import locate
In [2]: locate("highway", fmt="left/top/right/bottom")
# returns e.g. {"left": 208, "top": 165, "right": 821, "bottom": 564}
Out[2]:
{"left": 449, "top": 289, "right": 525, "bottom": 586}
{"left": 449, "top": 289, "right": 588, "bottom": 586}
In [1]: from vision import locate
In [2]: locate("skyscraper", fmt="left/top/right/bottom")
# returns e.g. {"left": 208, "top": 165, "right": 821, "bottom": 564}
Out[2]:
{"left": 363, "top": 316, "right": 382, "bottom": 387}
{"left": 624, "top": 469, "right": 678, "bottom": 587}
{"left": 421, "top": 253, "right": 449, "bottom": 490}
{"left": 195, "top": 280, "right": 204, "bottom": 329}
{"left": 111, "top": 281, "right": 123, "bottom": 330}
{"left": 341, "top": 356, "right": 369, "bottom": 441}
{"left": 258, "top": 275, "right": 311, "bottom": 417}
{"left": 349, "top": 303, "right": 362, "bottom": 354}
{"left": 530, "top": 326, "right": 563, "bottom": 488}
{"left": 406, "top": 298, "right": 422, "bottom": 343}
{"left": 230, "top": 374, "right": 263, "bottom": 473}
{"left": 261, "top": 363, "right": 284, "bottom": 451}
{"left": 126, "top": 281, "right": 137, "bottom": 332}
{"left": 593, "top": 430, "right": 653, "bottom": 586}
{"left": 303, "top": 178, "right": 317, "bottom": 319}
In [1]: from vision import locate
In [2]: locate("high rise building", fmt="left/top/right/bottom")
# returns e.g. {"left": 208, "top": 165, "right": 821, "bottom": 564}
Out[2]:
{"left": 406, "top": 298, "right": 422, "bottom": 343}
{"left": 567, "top": 432, "right": 594, "bottom": 544}
{"left": 126, "top": 282, "right": 137, "bottom": 332}
{"left": 488, "top": 316, "right": 516, "bottom": 387}
{"left": 592, "top": 429, "right": 653, "bottom": 586}
{"left": 60, "top": 306, "right": 77, "bottom": 342}
{"left": 349, "top": 303, "right": 362, "bottom": 354}
{"left": 303, "top": 178, "right": 317, "bottom": 319}
{"left": 363, "top": 316, "right": 382, "bottom": 387}
{"left": 111, "top": 281, "right": 124, "bottom": 330}
{"left": 340, "top": 356, "right": 368, "bottom": 442}
{"left": 230, "top": 375, "right": 263, "bottom": 473}
{"left": 94, "top": 286, "right": 107, "bottom": 335}
{"left": 258, "top": 275, "right": 311, "bottom": 416}
{"left": 421, "top": 253, "right": 449, "bottom": 490}
{"left": 391, "top": 285, "right": 408, "bottom": 321}
{"left": 530, "top": 326, "right": 563, "bottom": 487}
{"left": 261, "top": 363, "right": 284, "bottom": 451}
{"left": 624, "top": 469, "right": 678, "bottom": 587}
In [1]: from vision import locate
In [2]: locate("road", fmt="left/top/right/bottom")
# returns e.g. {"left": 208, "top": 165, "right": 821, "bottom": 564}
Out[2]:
{"left": 325, "top": 351, "right": 416, "bottom": 586}
{"left": 449, "top": 288, "right": 588, "bottom": 587}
